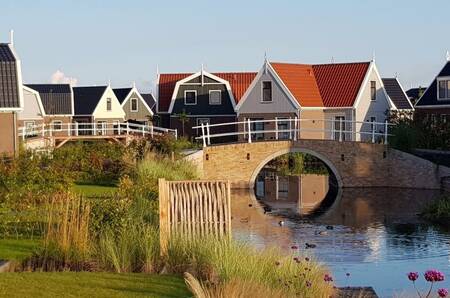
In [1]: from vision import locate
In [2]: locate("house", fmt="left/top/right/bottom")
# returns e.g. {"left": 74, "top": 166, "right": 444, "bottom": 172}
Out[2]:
{"left": 381, "top": 78, "right": 414, "bottom": 111}
{"left": 235, "top": 59, "right": 395, "bottom": 142}
{"left": 113, "top": 85, "right": 154, "bottom": 125}
{"left": 414, "top": 59, "right": 450, "bottom": 122}
{"left": 18, "top": 86, "right": 46, "bottom": 136}
{"left": 0, "top": 37, "right": 23, "bottom": 155}
{"left": 406, "top": 87, "right": 426, "bottom": 106}
{"left": 73, "top": 85, "right": 125, "bottom": 135}
{"left": 24, "top": 84, "right": 74, "bottom": 136}
{"left": 157, "top": 68, "right": 256, "bottom": 139}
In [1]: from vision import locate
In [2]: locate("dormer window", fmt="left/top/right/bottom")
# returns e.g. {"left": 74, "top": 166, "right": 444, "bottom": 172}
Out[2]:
{"left": 262, "top": 81, "right": 272, "bottom": 102}
{"left": 106, "top": 98, "right": 112, "bottom": 111}
{"left": 209, "top": 90, "right": 221, "bottom": 105}
{"left": 184, "top": 90, "right": 197, "bottom": 105}
{"left": 130, "top": 98, "right": 138, "bottom": 112}
{"left": 438, "top": 77, "right": 450, "bottom": 100}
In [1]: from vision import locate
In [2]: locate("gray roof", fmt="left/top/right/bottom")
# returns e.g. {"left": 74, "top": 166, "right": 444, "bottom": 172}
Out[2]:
{"left": 0, "top": 43, "right": 21, "bottom": 109}
{"left": 141, "top": 93, "right": 156, "bottom": 110}
{"left": 25, "top": 84, "right": 73, "bottom": 115}
{"left": 73, "top": 86, "right": 107, "bottom": 115}
{"left": 382, "top": 78, "right": 414, "bottom": 110}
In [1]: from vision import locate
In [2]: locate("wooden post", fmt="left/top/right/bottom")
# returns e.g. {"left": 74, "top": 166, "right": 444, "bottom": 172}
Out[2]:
{"left": 159, "top": 178, "right": 169, "bottom": 256}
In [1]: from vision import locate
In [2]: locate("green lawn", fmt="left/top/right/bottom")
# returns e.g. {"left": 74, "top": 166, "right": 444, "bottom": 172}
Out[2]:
{"left": 0, "top": 238, "right": 40, "bottom": 261}
{"left": 0, "top": 272, "right": 191, "bottom": 298}
{"left": 72, "top": 184, "right": 118, "bottom": 198}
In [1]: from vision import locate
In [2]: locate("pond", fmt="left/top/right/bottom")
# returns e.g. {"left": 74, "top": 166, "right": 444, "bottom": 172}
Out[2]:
{"left": 230, "top": 177, "right": 449, "bottom": 297}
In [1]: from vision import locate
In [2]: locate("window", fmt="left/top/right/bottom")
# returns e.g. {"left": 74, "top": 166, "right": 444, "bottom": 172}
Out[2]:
{"left": 209, "top": 90, "right": 221, "bottom": 105}
{"left": 52, "top": 120, "right": 63, "bottom": 131}
{"left": 262, "top": 81, "right": 272, "bottom": 102}
{"left": 276, "top": 118, "right": 290, "bottom": 140}
{"left": 247, "top": 118, "right": 265, "bottom": 140}
{"left": 106, "top": 98, "right": 112, "bottom": 111}
{"left": 97, "top": 121, "right": 107, "bottom": 136}
{"left": 184, "top": 90, "right": 197, "bottom": 105}
{"left": 196, "top": 118, "right": 210, "bottom": 136}
{"left": 437, "top": 78, "right": 450, "bottom": 100}
{"left": 130, "top": 98, "right": 138, "bottom": 112}
{"left": 370, "top": 81, "right": 376, "bottom": 101}
{"left": 24, "top": 121, "right": 35, "bottom": 137}
{"left": 334, "top": 116, "right": 345, "bottom": 141}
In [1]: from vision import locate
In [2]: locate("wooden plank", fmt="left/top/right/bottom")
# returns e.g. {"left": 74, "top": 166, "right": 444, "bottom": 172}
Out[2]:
{"left": 158, "top": 178, "right": 168, "bottom": 255}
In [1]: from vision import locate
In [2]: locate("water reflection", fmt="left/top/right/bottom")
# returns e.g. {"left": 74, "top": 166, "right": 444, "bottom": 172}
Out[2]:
{"left": 230, "top": 187, "right": 449, "bottom": 297}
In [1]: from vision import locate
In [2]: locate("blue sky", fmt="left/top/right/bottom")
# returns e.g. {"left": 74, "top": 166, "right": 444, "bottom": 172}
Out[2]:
{"left": 2, "top": 0, "right": 449, "bottom": 92}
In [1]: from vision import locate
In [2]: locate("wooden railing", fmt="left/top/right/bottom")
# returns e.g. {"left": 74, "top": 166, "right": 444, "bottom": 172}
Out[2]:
{"left": 18, "top": 122, "right": 177, "bottom": 140}
{"left": 159, "top": 178, "right": 231, "bottom": 254}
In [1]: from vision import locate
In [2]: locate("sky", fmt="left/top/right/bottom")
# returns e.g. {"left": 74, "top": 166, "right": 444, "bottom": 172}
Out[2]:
{"left": 1, "top": 0, "right": 449, "bottom": 93}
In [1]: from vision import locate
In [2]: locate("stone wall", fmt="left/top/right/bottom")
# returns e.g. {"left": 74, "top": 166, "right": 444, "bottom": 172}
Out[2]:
{"left": 199, "top": 140, "right": 449, "bottom": 190}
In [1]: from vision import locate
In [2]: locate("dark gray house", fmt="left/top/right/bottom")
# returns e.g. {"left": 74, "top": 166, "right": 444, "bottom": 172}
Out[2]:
{"left": 113, "top": 85, "right": 154, "bottom": 125}
{"left": 0, "top": 39, "right": 23, "bottom": 154}
{"left": 157, "top": 69, "right": 256, "bottom": 139}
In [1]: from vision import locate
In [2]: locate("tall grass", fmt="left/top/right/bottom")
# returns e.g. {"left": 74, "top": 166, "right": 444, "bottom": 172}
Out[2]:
{"left": 422, "top": 195, "right": 450, "bottom": 225}
{"left": 168, "top": 236, "right": 334, "bottom": 297}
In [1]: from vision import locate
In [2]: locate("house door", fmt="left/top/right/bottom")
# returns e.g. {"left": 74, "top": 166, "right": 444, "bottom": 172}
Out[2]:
{"left": 97, "top": 121, "right": 107, "bottom": 136}
{"left": 334, "top": 116, "right": 346, "bottom": 141}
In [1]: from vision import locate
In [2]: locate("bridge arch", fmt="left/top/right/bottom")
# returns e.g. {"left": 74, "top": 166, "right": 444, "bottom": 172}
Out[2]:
{"left": 249, "top": 147, "right": 343, "bottom": 189}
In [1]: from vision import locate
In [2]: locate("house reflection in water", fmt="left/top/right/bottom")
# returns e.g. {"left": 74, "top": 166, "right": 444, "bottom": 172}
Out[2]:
{"left": 256, "top": 170, "right": 330, "bottom": 215}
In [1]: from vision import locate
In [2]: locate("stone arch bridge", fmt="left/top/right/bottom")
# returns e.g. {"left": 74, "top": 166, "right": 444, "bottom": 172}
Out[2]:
{"left": 188, "top": 140, "right": 450, "bottom": 190}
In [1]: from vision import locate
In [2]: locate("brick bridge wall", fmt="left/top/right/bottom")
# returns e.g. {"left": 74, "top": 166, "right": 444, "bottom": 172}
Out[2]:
{"left": 199, "top": 140, "right": 450, "bottom": 189}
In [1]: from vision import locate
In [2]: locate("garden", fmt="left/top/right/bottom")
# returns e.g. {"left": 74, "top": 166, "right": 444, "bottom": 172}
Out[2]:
{"left": 0, "top": 136, "right": 336, "bottom": 297}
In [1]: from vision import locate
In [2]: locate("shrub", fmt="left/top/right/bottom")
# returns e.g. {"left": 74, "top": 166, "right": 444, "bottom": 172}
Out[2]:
{"left": 422, "top": 195, "right": 450, "bottom": 226}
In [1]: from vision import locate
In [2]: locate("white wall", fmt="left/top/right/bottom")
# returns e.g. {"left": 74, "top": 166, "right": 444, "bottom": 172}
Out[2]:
{"left": 18, "top": 88, "right": 44, "bottom": 120}
{"left": 93, "top": 87, "right": 125, "bottom": 120}
{"left": 354, "top": 63, "right": 391, "bottom": 142}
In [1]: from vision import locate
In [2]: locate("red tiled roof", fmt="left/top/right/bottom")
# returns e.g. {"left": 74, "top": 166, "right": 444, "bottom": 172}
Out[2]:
{"left": 270, "top": 63, "right": 323, "bottom": 107}
{"left": 270, "top": 61, "right": 371, "bottom": 108}
{"left": 158, "top": 72, "right": 257, "bottom": 113}
{"left": 313, "top": 62, "right": 370, "bottom": 107}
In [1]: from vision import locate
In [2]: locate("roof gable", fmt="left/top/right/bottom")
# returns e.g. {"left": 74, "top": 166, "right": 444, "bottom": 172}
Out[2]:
{"left": 25, "top": 84, "right": 73, "bottom": 115}
{"left": 73, "top": 86, "right": 108, "bottom": 115}
{"left": 158, "top": 72, "right": 256, "bottom": 113}
{"left": 141, "top": 93, "right": 156, "bottom": 110}
{"left": 416, "top": 61, "right": 450, "bottom": 107}
{"left": 0, "top": 43, "right": 21, "bottom": 109}
{"left": 113, "top": 88, "right": 132, "bottom": 104}
{"left": 382, "top": 78, "right": 414, "bottom": 110}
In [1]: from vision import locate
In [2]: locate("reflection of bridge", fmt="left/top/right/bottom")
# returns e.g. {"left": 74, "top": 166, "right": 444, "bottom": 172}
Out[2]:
{"left": 188, "top": 119, "right": 450, "bottom": 190}
{"left": 19, "top": 122, "right": 177, "bottom": 149}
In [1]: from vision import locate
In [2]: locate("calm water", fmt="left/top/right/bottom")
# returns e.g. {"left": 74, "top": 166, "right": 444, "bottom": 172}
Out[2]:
{"left": 230, "top": 185, "right": 450, "bottom": 297}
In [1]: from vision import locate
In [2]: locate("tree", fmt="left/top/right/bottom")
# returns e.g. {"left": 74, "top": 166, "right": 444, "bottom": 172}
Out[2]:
{"left": 177, "top": 109, "right": 189, "bottom": 137}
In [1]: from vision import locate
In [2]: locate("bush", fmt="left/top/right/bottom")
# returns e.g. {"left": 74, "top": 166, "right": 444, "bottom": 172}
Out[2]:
{"left": 422, "top": 195, "right": 450, "bottom": 226}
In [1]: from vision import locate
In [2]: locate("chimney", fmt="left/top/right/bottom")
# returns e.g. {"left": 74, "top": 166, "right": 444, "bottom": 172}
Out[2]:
{"left": 9, "top": 30, "right": 14, "bottom": 46}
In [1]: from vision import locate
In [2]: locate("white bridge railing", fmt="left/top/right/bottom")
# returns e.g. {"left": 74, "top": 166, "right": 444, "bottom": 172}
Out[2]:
{"left": 19, "top": 122, "right": 177, "bottom": 140}
{"left": 193, "top": 118, "right": 394, "bottom": 147}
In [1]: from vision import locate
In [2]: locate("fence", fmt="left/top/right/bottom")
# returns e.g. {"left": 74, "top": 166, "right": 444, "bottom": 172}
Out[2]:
{"left": 18, "top": 122, "right": 177, "bottom": 140}
{"left": 159, "top": 178, "right": 231, "bottom": 254}
{"left": 193, "top": 118, "right": 394, "bottom": 147}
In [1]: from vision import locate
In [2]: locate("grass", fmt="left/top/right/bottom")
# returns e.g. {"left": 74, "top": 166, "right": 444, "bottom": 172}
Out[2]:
{"left": 421, "top": 194, "right": 450, "bottom": 226}
{"left": 72, "top": 184, "right": 118, "bottom": 198}
{"left": 0, "top": 238, "right": 41, "bottom": 261}
{"left": 0, "top": 272, "right": 191, "bottom": 298}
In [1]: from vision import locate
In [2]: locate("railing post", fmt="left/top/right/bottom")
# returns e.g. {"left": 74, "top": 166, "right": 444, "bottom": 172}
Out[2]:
{"left": 201, "top": 123, "right": 207, "bottom": 147}
{"left": 142, "top": 125, "right": 145, "bottom": 136}
{"left": 75, "top": 122, "right": 78, "bottom": 136}
{"left": 289, "top": 117, "right": 292, "bottom": 140}
{"left": 118, "top": 123, "right": 121, "bottom": 135}
{"left": 49, "top": 124, "right": 53, "bottom": 137}
{"left": 206, "top": 123, "right": 211, "bottom": 145}
{"left": 22, "top": 127, "right": 25, "bottom": 141}
{"left": 371, "top": 121, "right": 375, "bottom": 143}
{"left": 150, "top": 125, "right": 154, "bottom": 138}
{"left": 339, "top": 118, "right": 343, "bottom": 142}
{"left": 275, "top": 118, "right": 278, "bottom": 140}
{"left": 174, "top": 129, "right": 178, "bottom": 140}
{"left": 331, "top": 119, "right": 335, "bottom": 140}
{"left": 126, "top": 122, "right": 129, "bottom": 135}
{"left": 294, "top": 116, "right": 298, "bottom": 141}
{"left": 384, "top": 120, "right": 388, "bottom": 145}
{"left": 247, "top": 118, "right": 252, "bottom": 143}
{"left": 42, "top": 124, "right": 45, "bottom": 137}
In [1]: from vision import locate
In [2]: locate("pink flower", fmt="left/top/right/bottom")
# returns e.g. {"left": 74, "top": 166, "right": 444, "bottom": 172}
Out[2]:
{"left": 438, "top": 288, "right": 448, "bottom": 297}
{"left": 424, "top": 270, "right": 445, "bottom": 282}
{"left": 291, "top": 245, "right": 298, "bottom": 250}
{"left": 408, "top": 272, "right": 419, "bottom": 282}
{"left": 324, "top": 274, "right": 333, "bottom": 282}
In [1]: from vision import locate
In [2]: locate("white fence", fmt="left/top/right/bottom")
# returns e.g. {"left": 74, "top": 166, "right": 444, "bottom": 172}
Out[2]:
{"left": 193, "top": 118, "right": 394, "bottom": 147}
{"left": 18, "top": 122, "right": 177, "bottom": 140}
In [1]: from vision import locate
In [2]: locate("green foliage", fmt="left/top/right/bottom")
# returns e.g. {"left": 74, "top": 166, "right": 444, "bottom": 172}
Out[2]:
{"left": 0, "top": 239, "right": 41, "bottom": 261}
{"left": 422, "top": 195, "right": 450, "bottom": 226}
{"left": 269, "top": 153, "right": 329, "bottom": 176}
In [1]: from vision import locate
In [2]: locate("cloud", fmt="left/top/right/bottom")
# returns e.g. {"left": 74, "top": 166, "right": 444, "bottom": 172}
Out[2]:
{"left": 50, "top": 70, "right": 78, "bottom": 86}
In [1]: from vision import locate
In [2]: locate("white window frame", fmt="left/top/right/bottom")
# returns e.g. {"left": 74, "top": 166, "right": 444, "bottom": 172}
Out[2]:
{"left": 52, "top": 120, "right": 63, "bottom": 131}
{"left": 130, "top": 98, "right": 139, "bottom": 112}
{"left": 209, "top": 90, "right": 221, "bottom": 105}
{"left": 24, "top": 121, "right": 35, "bottom": 136}
{"left": 196, "top": 118, "right": 210, "bottom": 135}
{"left": 261, "top": 81, "right": 273, "bottom": 102}
{"left": 437, "top": 77, "right": 450, "bottom": 100}
{"left": 106, "top": 98, "right": 112, "bottom": 111}
{"left": 370, "top": 81, "right": 377, "bottom": 101}
{"left": 97, "top": 120, "right": 107, "bottom": 135}
{"left": 184, "top": 90, "right": 197, "bottom": 105}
